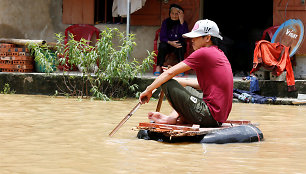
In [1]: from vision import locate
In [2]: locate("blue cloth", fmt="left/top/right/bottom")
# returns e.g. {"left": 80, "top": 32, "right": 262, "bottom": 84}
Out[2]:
{"left": 233, "top": 89, "right": 276, "bottom": 104}
{"left": 245, "top": 76, "right": 260, "bottom": 93}
{"left": 238, "top": 93, "right": 252, "bottom": 103}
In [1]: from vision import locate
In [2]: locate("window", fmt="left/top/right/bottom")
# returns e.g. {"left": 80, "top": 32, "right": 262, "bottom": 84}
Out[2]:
{"left": 62, "top": 0, "right": 200, "bottom": 27}
{"left": 62, "top": 0, "right": 161, "bottom": 25}
{"left": 95, "top": 0, "right": 117, "bottom": 24}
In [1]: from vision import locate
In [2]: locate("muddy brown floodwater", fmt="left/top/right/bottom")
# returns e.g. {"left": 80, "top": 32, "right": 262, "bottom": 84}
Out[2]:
{"left": 0, "top": 94, "right": 305, "bottom": 173}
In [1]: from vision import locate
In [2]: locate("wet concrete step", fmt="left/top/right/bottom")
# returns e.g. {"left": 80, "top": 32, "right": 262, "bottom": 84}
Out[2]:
{"left": 0, "top": 72, "right": 305, "bottom": 102}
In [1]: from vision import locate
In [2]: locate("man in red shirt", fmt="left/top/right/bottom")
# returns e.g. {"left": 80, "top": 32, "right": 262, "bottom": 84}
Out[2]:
{"left": 139, "top": 19, "right": 233, "bottom": 127}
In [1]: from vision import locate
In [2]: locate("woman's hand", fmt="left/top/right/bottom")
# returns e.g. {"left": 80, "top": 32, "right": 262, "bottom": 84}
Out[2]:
{"left": 168, "top": 40, "right": 182, "bottom": 48}
{"left": 178, "top": 9, "right": 184, "bottom": 24}
{"left": 161, "top": 65, "right": 171, "bottom": 71}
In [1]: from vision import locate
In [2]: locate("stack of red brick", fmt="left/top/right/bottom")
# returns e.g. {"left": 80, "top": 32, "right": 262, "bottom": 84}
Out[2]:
{"left": 0, "top": 43, "right": 34, "bottom": 73}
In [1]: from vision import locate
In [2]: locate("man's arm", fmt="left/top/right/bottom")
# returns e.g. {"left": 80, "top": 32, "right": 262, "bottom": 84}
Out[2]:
{"left": 175, "top": 78, "right": 200, "bottom": 89}
{"left": 139, "top": 62, "right": 191, "bottom": 104}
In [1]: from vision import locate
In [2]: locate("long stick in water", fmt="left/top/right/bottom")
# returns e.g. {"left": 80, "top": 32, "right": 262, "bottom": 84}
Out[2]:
{"left": 109, "top": 89, "right": 157, "bottom": 137}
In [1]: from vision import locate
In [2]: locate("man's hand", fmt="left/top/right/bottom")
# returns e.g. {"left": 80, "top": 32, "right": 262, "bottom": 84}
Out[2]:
{"left": 139, "top": 89, "right": 152, "bottom": 104}
{"left": 168, "top": 40, "right": 182, "bottom": 48}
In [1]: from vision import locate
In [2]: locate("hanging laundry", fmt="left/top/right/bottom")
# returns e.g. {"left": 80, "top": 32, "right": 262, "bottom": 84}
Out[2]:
{"left": 250, "top": 40, "right": 296, "bottom": 91}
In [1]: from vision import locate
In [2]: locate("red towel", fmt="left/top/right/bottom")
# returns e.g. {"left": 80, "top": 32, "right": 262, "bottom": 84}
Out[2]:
{"left": 250, "top": 40, "right": 295, "bottom": 91}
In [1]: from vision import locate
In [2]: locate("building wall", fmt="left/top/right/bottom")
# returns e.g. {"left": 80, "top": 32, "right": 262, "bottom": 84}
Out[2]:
{"left": 273, "top": 0, "right": 306, "bottom": 79}
{"left": 0, "top": 0, "right": 68, "bottom": 41}
{"left": 95, "top": 24, "right": 159, "bottom": 61}
{"left": 0, "top": 0, "right": 157, "bottom": 67}
{"left": 2, "top": 0, "right": 305, "bottom": 78}
{"left": 294, "top": 56, "right": 306, "bottom": 79}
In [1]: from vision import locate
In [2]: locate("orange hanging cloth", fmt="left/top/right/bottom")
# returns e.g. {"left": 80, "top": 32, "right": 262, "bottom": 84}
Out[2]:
{"left": 250, "top": 40, "right": 296, "bottom": 91}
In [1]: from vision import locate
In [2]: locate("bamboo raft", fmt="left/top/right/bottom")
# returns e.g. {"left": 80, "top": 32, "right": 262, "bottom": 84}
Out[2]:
{"left": 135, "top": 120, "right": 253, "bottom": 137}
{"left": 135, "top": 90, "right": 263, "bottom": 143}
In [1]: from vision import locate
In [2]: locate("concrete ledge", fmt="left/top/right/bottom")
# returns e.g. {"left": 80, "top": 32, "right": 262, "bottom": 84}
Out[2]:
{"left": 0, "top": 72, "right": 305, "bottom": 104}
{"left": 232, "top": 79, "right": 306, "bottom": 98}
{"left": 0, "top": 72, "right": 62, "bottom": 95}
{"left": 233, "top": 97, "right": 306, "bottom": 105}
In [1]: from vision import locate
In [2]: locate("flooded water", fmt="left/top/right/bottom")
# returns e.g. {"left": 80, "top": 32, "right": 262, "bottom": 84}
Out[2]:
{"left": 0, "top": 94, "right": 305, "bottom": 174}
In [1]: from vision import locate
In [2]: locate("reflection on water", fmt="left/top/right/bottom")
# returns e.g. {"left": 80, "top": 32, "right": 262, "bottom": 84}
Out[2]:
{"left": 0, "top": 94, "right": 305, "bottom": 173}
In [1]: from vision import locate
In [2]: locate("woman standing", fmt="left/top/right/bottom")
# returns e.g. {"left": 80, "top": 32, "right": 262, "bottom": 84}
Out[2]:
{"left": 155, "top": 4, "right": 188, "bottom": 76}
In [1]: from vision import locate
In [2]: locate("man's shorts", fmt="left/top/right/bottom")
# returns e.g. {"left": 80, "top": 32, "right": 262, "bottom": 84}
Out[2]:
{"left": 161, "top": 79, "right": 220, "bottom": 127}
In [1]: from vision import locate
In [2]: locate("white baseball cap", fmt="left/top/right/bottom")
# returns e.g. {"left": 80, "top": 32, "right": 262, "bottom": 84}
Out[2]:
{"left": 183, "top": 19, "right": 223, "bottom": 40}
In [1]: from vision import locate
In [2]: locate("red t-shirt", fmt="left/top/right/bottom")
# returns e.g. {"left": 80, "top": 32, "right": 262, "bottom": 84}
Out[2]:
{"left": 183, "top": 46, "right": 233, "bottom": 123}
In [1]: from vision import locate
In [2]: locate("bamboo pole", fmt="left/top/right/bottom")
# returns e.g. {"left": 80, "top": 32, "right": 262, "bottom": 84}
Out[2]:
{"left": 109, "top": 89, "right": 157, "bottom": 137}
{"left": 0, "top": 38, "right": 59, "bottom": 50}
{"left": 0, "top": 38, "right": 46, "bottom": 46}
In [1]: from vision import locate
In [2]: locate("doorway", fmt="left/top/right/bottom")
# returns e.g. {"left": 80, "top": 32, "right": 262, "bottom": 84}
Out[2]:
{"left": 203, "top": 0, "right": 273, "bottom": 75}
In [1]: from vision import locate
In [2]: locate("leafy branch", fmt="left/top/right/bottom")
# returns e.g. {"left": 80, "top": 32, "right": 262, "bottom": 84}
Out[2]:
{"left": 28, "top": 28, "right": 155, "bottom": 100}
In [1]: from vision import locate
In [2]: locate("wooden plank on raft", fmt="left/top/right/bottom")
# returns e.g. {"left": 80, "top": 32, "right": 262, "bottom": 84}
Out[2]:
{"left": 136, "top": 120, "right": 253, "bottom": 137}
{"left": 138, "top": 122, "right": 200, "bottom": 131}
{"left": 224, "top": 120, "right": 252, "bottom": 125}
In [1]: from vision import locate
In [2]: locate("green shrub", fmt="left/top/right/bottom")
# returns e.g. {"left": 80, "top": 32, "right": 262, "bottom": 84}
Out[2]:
{"left": 28, "top": 28, "right": 155, "bottom": 100}
{"left": 1, "top": 83, "right": 16, "bottom": 94}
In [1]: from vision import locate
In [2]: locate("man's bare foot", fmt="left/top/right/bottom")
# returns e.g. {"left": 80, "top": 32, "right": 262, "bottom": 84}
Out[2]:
{"left": 148, "top": 112, "right": 177, "bottom": 124}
